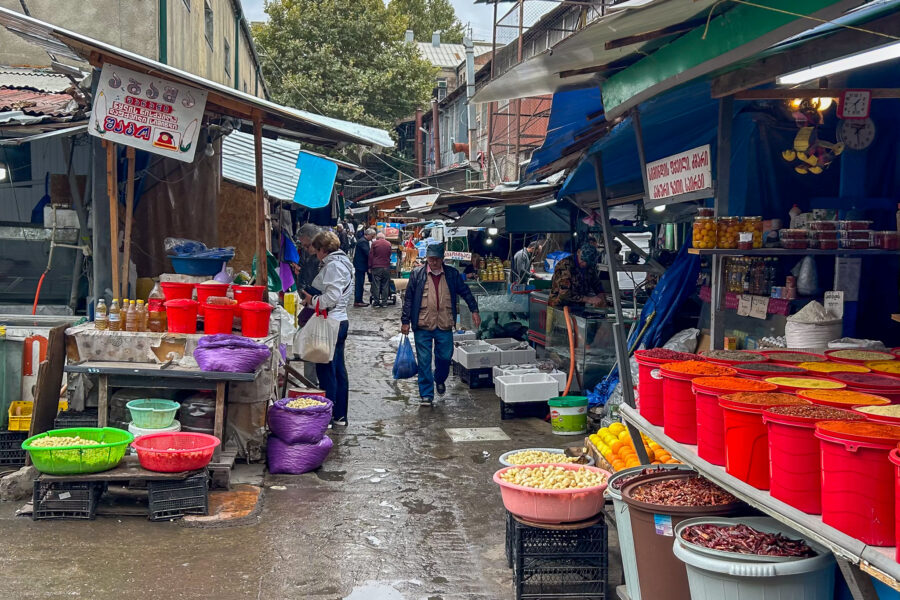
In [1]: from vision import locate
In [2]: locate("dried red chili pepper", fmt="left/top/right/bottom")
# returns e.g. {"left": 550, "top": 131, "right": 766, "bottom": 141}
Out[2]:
{"left": 630, "top": 476, "right": 737, "bottom": 506}
{"left": 681, "top": 523, "right": 816, "bottom": 558}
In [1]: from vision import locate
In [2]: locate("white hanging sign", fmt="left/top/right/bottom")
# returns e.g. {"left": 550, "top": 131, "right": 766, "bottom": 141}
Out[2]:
{"left": 645, "top": 144, "right": 712, "bottom": 201}
{"left": 89, "top": 63, "right": 208, "bottom": 163}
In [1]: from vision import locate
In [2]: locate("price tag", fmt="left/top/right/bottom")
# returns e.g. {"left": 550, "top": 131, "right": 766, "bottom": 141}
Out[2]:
{"left": 737, "top": 295, "right": 752, "bottom": 316}
{"left": 750, "top": 296, "right": 769, "bottom": 320}
{"left": 824, "top": 291, "right": 844, "bottom": 319}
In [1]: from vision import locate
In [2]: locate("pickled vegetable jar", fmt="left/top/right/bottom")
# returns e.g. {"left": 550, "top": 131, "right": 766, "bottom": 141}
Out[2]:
{"left": 692, "top": 213, "right": 717, "bottom": 249}
{"left": 741, "top": 216, "right": 763, "bottom": 248}
{"left": 717, "top": 217, "right": 740, "bottom": 249}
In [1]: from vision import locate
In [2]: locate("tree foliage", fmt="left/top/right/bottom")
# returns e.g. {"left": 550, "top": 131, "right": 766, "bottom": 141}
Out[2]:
{"left": 387, "top": 0, "right": 467, "bottom": 44}
{"left": 253, "top": 0, "right": 435, "bottom": 133}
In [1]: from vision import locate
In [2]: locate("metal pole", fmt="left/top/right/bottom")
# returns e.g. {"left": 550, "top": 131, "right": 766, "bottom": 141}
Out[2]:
{"left": 105, "top": 140, "right": 119, "bottom": 304}
{"left": 486, "top": 0, "right": 498, "bottom": 187}
{"left": 464, "top": 37, "right": 477, "bottom": 163}
{"left": 710, "top": 96, "right": 734, "bottom": 349}
{"left": 253, "top": 112, "right": 268, "bottom": 289}
{"left": 632, "top": 108, "right": 651, "bottom": 204}
{"left": 415, "top": 107, "right": 423, "bottom": 179}
{"left": 431, "top": 98, "right": 442, "bottom": 171}
{"left": 514, "top": 0, "right": 524, "bottom": 181}
{"left": 591, "top": 152, "right": 649, "bottom": 465}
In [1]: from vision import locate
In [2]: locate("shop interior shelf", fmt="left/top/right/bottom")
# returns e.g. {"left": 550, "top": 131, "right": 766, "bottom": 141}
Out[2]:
{"left": 618, "top": 403, "right": 900, "bottom": 590}
{"left": 688, "top": 247, "right": 900, "bottom": 256}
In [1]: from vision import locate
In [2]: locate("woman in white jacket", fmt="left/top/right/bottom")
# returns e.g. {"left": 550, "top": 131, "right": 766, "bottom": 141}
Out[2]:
{"left": 302, "top": 231, "right": 354, "bottom": 426}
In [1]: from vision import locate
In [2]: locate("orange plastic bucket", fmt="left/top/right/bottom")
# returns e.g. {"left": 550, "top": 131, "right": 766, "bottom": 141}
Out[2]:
{"left": 240, "top": 301, "right": 273, "bottom": 337}
{"left": 195, "top": 282, "right": 229, "bottom": 316}
{"left": 160, "top": 281, "right": 195, "bottom": 302}
{"left": 204, "top": 303, "right": 236, "bottom": 335}
{"left": 165, "top": 299, "right": 198, "bottom": 333}
{"left": 233, "top": 285, "right": 266, "bottom": 304}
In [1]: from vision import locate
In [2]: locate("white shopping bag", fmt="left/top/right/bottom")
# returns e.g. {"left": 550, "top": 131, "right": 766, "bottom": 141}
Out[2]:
{"left": 296, "top": 303, "right": 340, "bottom": 363}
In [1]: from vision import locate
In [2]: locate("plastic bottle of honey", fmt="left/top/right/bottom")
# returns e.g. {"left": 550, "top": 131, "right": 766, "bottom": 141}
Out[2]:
{"left": 125, "top": 300, "right": 139, "bottom": 332}
{"left": 109, "top": 299, "right": 122, "bottom": 331}
{"left": 136, "top": 300, "right": 148, "bottom": 331}
{"left": 95, "top": 299, "right": 108, "bottom": 330}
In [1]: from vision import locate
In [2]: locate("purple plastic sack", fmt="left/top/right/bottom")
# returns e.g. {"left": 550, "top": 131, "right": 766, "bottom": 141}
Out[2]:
{"left": 267, "top": 435, "right": 333, "bottom": 474}
{"left": 194, "top": 334, "right": 271, "bottom": 372}
{"left": 268, "top": 396, "right": 332, "bottom": 444}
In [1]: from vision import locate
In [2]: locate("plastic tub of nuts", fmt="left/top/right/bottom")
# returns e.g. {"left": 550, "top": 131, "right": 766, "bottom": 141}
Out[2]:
{"left": 498, "top": 448, "right": 594, "bottom": 467}
{"left": 493, "top": 463, "right": 611, "bottom": 523}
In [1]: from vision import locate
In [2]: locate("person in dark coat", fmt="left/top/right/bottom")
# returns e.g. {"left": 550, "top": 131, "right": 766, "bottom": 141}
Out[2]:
{"left": 401, "top": 243, "right": 481, "bottom": 406}
{"left": 352, "top": 228, "right": 374, "bottom": 306}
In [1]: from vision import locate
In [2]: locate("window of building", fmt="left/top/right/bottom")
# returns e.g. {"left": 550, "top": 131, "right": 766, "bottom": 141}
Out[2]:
{"left": 182, "top": 0, "right": 190, "bottom": 10}
{"left": 436, "top": 78, "right": 448, "bottom": 101}
{"left": 204, "top": 1, "right": 214, "bottom": 49}
{"left": 224, "top": 38, "right": 231, "bottom": 77}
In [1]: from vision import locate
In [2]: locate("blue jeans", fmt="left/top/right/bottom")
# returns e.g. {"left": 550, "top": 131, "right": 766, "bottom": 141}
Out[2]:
{"left": 315, "top": 320, "right": 349, "bottom": 420}
{"left": 354, "top": 269, "right": 367, "bottom": 303}
{"left": 413, "top": 328, "right": 453, "bottom": 400}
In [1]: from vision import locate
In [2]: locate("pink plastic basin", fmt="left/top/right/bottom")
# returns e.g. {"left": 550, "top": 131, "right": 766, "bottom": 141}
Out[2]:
{"left": 493, "top": 463, "right": 611, "bottom": 523}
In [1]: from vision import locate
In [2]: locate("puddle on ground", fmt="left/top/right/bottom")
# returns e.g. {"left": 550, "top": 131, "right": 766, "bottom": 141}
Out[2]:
{"left": 431, "top": 576, "right": 448, "bottom": 584}
{"left": 402, "top": 499, "right": 435, "bottom": 515}
{"left": 471, "top": 451, "right": 490, "bottom": 464}
{"left": 344, "top": 583, "right": 405, "bottom": 599}
{"left": 316, "top": 470, "right": 346, "bottom": 482}
{"left": 445, "top": 427, "right": 510, "bottom": 442}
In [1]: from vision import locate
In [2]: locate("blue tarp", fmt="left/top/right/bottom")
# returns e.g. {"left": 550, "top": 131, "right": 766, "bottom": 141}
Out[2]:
{"left": 525, "top": 87, "right": 604, "bottom": 180}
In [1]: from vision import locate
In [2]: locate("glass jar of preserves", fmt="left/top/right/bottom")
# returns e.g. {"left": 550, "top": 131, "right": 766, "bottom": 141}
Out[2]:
{"left": 717, "top": 216, "right": 740, "bottom": 249}
{"left": 692, "top": 215, "right": 717, "bottom": 249}
{"left": 742, "top": 216, "right": 763, "bottom": 248}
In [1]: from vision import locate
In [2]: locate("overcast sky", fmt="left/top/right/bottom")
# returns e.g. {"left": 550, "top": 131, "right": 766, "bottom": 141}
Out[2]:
{"left": 242, "top": 0, "right": 499, "bottom": 42}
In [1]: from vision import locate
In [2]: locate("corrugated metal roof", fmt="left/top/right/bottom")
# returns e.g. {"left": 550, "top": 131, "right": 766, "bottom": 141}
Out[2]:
{"left": 0, "top": 67, "right": 72, "bottom": 92}
{"left": 416, "top": 42, "right": 491, "bottom": 68}
{"left": 0, "top": 88, "right": 76, "bottom": 116}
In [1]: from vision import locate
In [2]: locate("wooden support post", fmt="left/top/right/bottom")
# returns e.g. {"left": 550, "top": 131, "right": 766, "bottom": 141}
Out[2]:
{"left": 97, "top": 375, "right": 109, "bottom": 427}
{"left": 252, "top": 112, "right": 268, "bottom": 289}
{"left": 121, "top": 146, "right": 136, "bottom": 300}
{"left": 105, "top": 141, "right": 120, "bottom": 303}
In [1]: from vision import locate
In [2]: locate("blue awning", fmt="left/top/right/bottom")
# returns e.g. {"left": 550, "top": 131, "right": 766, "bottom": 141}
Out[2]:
{"left": 524, "top": 87, "right": 604, "bottom": 180}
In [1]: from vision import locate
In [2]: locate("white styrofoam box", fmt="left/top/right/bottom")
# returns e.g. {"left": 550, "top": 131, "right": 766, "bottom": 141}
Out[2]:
{"left": 484, "top": 337, "right": 520, "bottom": 347}
{"left": 493, "top": 366, "right": 567, "bottom": 392}
{"left": 484, "top": 338, "right": 537, "bottom": 365}
{"left": 452, "top": 340, "right": 494, "bottom": 364}
{"left": 44, "top": 206, "right": 80, "bottom": 229}
{"left": 495, "top": 373, "right": 559, "bottom": 403}
{"left": 455, "top": 344, "right": 502, "bottom": 369}
{"left": 453, "top": 331, "right": 477, "bottom": 342}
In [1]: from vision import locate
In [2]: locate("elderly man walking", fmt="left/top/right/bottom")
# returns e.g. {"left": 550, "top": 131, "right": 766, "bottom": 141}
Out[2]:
{"left": 369, "top": 232, "right": 393, "bottom": 307}
{"left": 401, "top": 243, "right": 481, "bottom": 406}
{"left": 353, "top": 228, "right": 375, "bottom": 307}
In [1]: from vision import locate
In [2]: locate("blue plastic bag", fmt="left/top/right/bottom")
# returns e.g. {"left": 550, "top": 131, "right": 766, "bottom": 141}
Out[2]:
{"left": 392, "top": 334, "right": 418, "bottom": 379}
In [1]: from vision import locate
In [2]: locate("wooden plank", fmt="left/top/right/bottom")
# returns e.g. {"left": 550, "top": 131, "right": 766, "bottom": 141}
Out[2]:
{"left": 39, "top": 456, "right": 197, "bottom": 481}
{"left": 734, "top": 88, "right": 900, "bottom": 101}
{"left": 105, "top": 140, "right": 119, "bottom": 304}
{"left": 252, "top": 111, "right": 268, "bottom": 289}
{"left": 28, "top": 325, "right": 67, "bottom": 439}
{"left": 121, "top": 146, "right": 136, "bottom": 300}
{"left": 213, "top": 382, "right": 226, "bottom": 443}
{"left": 97, "top": 375, "right": 109, "bottom": 427}
{"left": 604, "top": 19, "right": 705, "bottom": 51}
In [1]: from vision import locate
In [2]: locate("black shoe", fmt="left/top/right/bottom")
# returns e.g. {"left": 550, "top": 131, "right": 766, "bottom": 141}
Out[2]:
{"left": 419, "top": 397, "right": 433, "bottom": 406}
{"left": 332, "top": 417, "right": 348, "bottom": 427}
{"left": 436, "top": 382, "right": 446, "bottom": 396}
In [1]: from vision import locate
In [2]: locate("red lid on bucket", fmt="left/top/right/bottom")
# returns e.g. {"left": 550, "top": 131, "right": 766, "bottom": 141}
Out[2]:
{"left": 165, "top": 298, "right": 198, "bottom": 308}
{"left": 814, "top": 420, "right": 900, "bottom": 446}
{"left": 763, "top": 404, "right": 865, "bottom": 426}
{"left": 829, "top": 372, "right": 900, "bottom": 390}
{"left": 660, "top": 361, "right": 735, "bottom": 380}
{"left": 692, "top": 376, "right": 777, "bottom": 395}
{"left": 720, "top": 392, "right": 809, "bottom": 413}
{"left": 240, "top": 301, "right": 273, "bottom": 313}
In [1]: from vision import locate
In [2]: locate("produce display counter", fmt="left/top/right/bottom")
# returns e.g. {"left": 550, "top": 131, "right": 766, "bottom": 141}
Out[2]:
{"left": 619, "top": 403, "right": 900, "bottom": 595}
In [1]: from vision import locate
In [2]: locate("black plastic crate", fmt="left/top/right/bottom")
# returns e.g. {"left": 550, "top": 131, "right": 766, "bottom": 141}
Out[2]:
{"left": 506, "top": 510, "right": 515, "bottom": 569}
{"left": 501, "top": 400, "right": 550, "bottom": 421}
{"left": 33, "top": 480, "right": 104, "bottom": 520}
{"left": 0, "top": 432, "right": 27, "bottom": 467}
{"left": 517, "top": 562, "right": 607, "bottom": 599}
{"left": 147, "top": 470, "right": 209, "bottom": 521}
{"left": 455, "top": 364, "right": 493, "bottom": 388}
{"left": 54, "top": 409, "right": 99, "bottom": 430}
{"left": 515, "top": 517, "right": 608, "bottom": 558}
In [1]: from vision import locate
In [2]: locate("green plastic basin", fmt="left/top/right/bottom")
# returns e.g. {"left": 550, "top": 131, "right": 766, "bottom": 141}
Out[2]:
{"left": 23, "top": 427, "right": 134, "bottom": 475}
{"left": 126, "top": 399, "right": 180, "bottom": 429}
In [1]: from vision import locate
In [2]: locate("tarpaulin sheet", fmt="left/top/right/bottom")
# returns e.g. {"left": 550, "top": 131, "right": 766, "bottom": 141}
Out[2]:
{"left": 525, "top": 87, "right": 604, "bottom": 180}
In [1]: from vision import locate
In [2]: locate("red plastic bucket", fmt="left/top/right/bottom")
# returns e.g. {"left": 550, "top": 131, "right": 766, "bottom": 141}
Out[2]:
{"left": 719, "top": 393, "right": 810, "bottom": 489}
{"left": 762, "top": 376, "right": 846, "bottom": 394}
{"left": 233, "top": 285, "right": 266, "bottom": 304}
{"left": 692, "top": 377, "right": 777, "bottom": 466}
{"left": 195, "top": 282, "right": 229, "bottom": 316}
{"left": 763, "top": 405, "right": 864, "bottom": 513}
{"left": 826, "top": 349, "right": 896, "bottom": 364}
{"left": 240, "top": 301, "right": 273, "bottom": 337}
{"left": 798, "top": 389, "right": 891, "bottom": 409}
{"left": 635, "top": 355, "right": 669, "bottom": 426}
{"left": 160, "top": 281, "right": 195, "bottom": 302}
{"left": 829, "top": 373, "right": 900, "bottom": 403}
{"left": 760, "top": 350, "right": 827, "bottom": 365}
{"left": 891, "top": 448, "right": 900, "bottom": 562}
{"left": 733, "top": 363, "right": 807, "bottom": 381}
{"left": 204, "top": 303, "right": 236, "bottom": 335}
{"left": 815, "top": 421, "right": 900, "bottom": 545}
{"left": 700, "top": 350, "right": 768, "bottom": 366}
{"left": 660, "top": 362, "right": 735, "bottom": 445}
{"left": 854, "top": 405, "right": 900, "bottom": 426}
{"left": 165, "top": 299, "right": 199, "bottom": 333}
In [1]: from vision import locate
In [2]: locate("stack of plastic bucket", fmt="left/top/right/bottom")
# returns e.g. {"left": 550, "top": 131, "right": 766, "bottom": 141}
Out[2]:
{"left": 762, "top": 405, "right": 864, "bottom": 513}
{"left": 660, "top": 362, "right": 735, "bottom": 445}
{"left": 621, "top": 470, "right": 745, "bottom": 600}
{"left": 633, "top": 350, "right": 697, "bottom": 426}
{"left": 160, "top": 281, "right": 195, "bottom": 302}
{"left": 606, "top": 464, "right": 692, "bottom": 600}
{"left": 673, "top": 516, "right": 835, "bottom": 600}
{"left": 165, "top": 299, "right": 199, "bottom": 334}
{"left": 718, "top": 392, "right": 810, "bottom": 489}
{"left": 691, "top": 376, "right": 777, "bottom": 466}
{"left": 814, "top": 421, "right": 900, "bottom": 545}
{"left": 233, "top": 285, "right": 266, "bottom": 304}
{"left": 828, "top": 372, "right": 900, "bottom": 403}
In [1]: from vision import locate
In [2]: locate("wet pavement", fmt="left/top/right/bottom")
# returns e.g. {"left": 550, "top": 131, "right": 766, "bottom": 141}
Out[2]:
{"left": 0, "top": 303, "right": 620, "bottom": 599}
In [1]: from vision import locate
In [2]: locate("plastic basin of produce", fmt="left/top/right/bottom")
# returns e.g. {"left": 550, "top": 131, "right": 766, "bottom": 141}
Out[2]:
{"left": 240, "top": 301, "right": 273, "bottom": 337}
{"left": 798, "top": 389, "right": 890, "bottom": 409}
{"left": 891, "top": 448, "right": 900, "bottom": 562}
{"left": 23, "top": 427, "right": 134, "bottom": 475}
{"left": 719, "top": 393, "right": 810, "bottom": 489}
{"left": 760, "top": 350, "right": 826, "bottom": 365}
{"left": 762, "top": 405, "right": 864, "bottom": 514}
{"left": 700, "top": 350, "right": 768, "bottom": 366}
{"left": 204, "top": 303, "right": 236, "bottom": 335}
{"left": 673, "top": 516, "right": 835, "bottom": 600}
{"left": 825, "top": 349, "right": 896, "bottom": 364}
{"left": 815, "top": 421, "right": 900, "bottom": 545}
{"left": 493, "top": 463, "right": 611, "bottom": 523}
{"left": 634, "top": 350, "right": 700, "bottom": 426}
{"left": 828, "top": 372, "right": 900, "bottom": 403}
{"left": 498, "top": 448, "right": 594, "bottom": 467}
{"left": 160, "top": 281, "right": 195, "bottom": 302}
{"left": 233, "top": 285, "right": 266, "bottom": 304}
{"left": 692, "top": 377, "right": 777, "bottom": 466}
{"left": 129, "top": 420, "right": 180, "bottom": 438}
{"left": 126, "top": 399, "right": 179, "bottom": 429}
{"left": 132, "top": 432, "right": 220, "bottom": 472}
{"left": 165, "top": 299, "right": 199, "bottom": 333}
{"left": 195, "top": 282, "right": 229, "bottom": 315}
{"left": 763, "top": 376, "right": 846, "bottom": 394}
{"left": 660, "top": 362, "right": 736, "bottom": 445}
{"left": 733, "top": 362, "right": 806, "bottom": 381}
